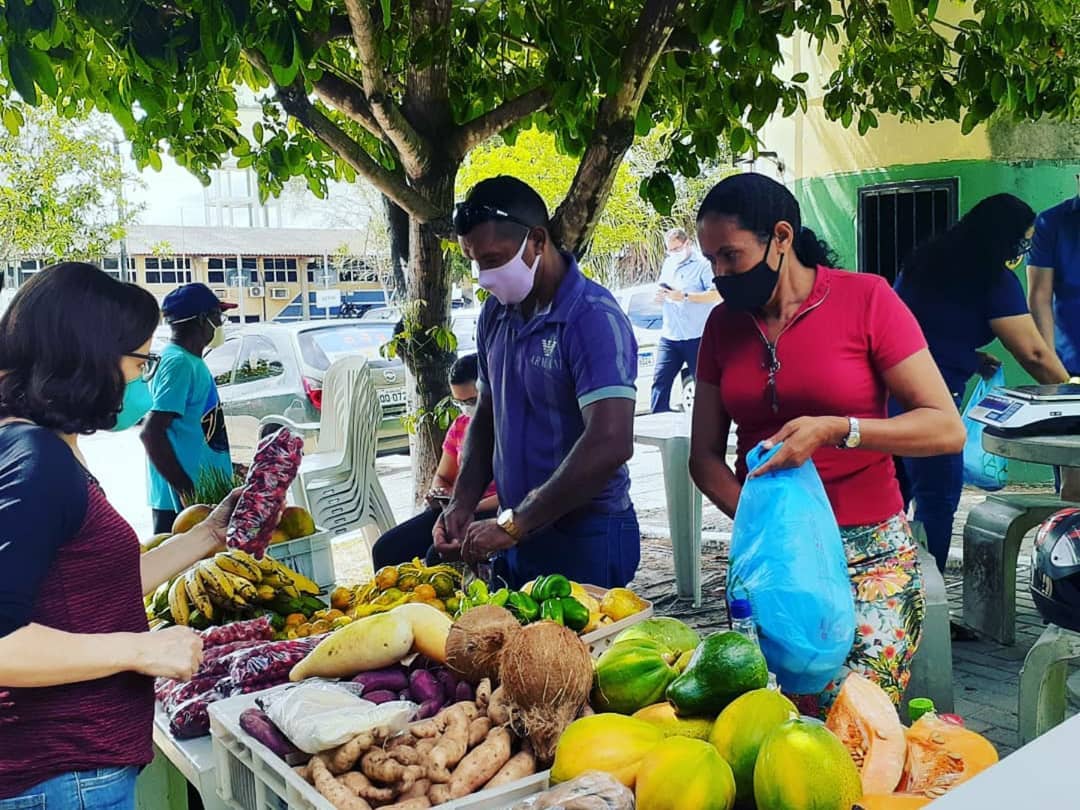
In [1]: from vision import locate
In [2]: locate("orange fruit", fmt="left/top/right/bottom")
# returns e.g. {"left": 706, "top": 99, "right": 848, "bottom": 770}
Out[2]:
{"left": 284, "top": 613, "right": 307, "bottom": 627}
{"left": 414, "top": 584, "right": 437, "bottom": 601}
{"left": 374, "top": 566, "right": 399, "bottom": 590}
{"left": 172, "top": 504, "right": 213, "bottom": 534}
{"left": 330, "top": 587, "right": 353, "bottom": 611}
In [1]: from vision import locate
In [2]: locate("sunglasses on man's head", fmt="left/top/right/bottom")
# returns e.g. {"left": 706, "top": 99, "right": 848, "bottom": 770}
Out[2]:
{"left": 452, "top": 202, "right": 534, "bottom": 236}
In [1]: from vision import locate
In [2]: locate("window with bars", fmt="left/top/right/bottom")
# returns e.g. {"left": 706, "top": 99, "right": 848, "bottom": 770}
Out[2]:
{"left": 143, "top": 256, "right": 192, "bottom": 285}
{"left": 207, "top": 256, "right": 237, "bottom": 285}
{"left": 101, "top": 256, "right": 136, "bottom": 281}
{"left": 263, "top": 257, "right": 298, "bottom": 283}
{"left": 858, "top": 180, "right": 958, "bottom": 284}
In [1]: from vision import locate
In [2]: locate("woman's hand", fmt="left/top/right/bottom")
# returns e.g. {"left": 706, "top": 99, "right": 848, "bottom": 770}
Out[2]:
{"left": 132, "top": 626, "right": 204, "bottom": 681}
{"left": 750, "top": 416, "right": 848, "bottom": 478}
{"left": 199, "top": 487, "right": 244, "bottom": 549}
{"left": 424, "top": 486, "right": 451, "bottom": 509}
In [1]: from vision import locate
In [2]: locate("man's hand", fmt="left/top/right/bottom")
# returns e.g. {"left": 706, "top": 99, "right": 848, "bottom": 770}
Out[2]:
{"left": 461, "top": 519, "right": 517, "bottom": 565}
{"left": 433, "top": 501, "right": 474, "bottom": 559}
{"left": 654, "top": 287, "right": 669, "bottom": 303}
{"left": 976, "top": 351, "right": 1002, "bottom": 380}
{"left": 750, "top": 416, "right": 848, "bottom": 478}
{"left": 667, "top": 288, "right": 686, "bottom": 302}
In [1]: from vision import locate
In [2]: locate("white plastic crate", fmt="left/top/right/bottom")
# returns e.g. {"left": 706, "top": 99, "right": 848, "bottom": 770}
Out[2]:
{"left": 580, "top": 584, "right": 654, "bottom": 657}
{"left": 267, "top": 530, "right": 335, "bottom": 593}
{"left": 209, "top": 688, "right": 551, "bottom": 810}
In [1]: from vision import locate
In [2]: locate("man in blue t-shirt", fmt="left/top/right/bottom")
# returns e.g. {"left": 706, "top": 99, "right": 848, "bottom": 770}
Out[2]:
{"left": 141, "top": 284, "right": 236, "bottom": 533}
{"left": 1028, "top": 182, "right": 1080, "bottom": 499}
{"left": 651, "top": 227, "right": 719, "bottom": 413}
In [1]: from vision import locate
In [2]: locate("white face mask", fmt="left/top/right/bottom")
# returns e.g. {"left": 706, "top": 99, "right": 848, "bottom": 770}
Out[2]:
{"left": 207, "top": 321, "right": 226, "bottom": 349}
{"left": 474, "top": 236, "right": 540, "bottom": 306}
{"left": 460, "top": 404, "right": 477, "bottom": 418}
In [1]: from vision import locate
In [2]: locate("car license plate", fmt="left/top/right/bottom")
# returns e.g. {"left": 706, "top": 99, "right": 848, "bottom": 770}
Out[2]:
{"left": 378, "top": 389, "right": 408, "bottom": 407}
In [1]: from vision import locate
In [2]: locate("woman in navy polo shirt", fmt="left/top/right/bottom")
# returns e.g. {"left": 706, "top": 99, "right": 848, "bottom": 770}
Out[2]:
{"left": 0, "top": 263, "right": 238, "bottom": 809}
{"left": 893, "top": 194, "right": 1069, "bottom": 573}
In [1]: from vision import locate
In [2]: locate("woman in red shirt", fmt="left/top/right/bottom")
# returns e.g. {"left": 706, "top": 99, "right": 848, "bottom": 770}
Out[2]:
{"left": 689, "top": 174, "right": 965, "bottom": 714}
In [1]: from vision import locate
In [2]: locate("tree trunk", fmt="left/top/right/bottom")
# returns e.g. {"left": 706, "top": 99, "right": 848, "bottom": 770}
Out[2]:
{"left": 404, "top": 166, "right": 457, "bottom": 503}
{"left": 383, "top": 194, "right": 410, "bottom": 302}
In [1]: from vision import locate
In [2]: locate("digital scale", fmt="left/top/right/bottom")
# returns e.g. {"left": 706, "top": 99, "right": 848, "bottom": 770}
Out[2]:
{"left": 967, "top": 384, "right": 1080, "bottom": 436}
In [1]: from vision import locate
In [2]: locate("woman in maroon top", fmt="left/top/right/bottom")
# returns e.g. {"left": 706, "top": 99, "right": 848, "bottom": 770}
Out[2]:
{"left": 0, "top": 263, "right": 238, "bottom": 807}
{"left": 689, "top": 174, "right": 965, "bottom": 714}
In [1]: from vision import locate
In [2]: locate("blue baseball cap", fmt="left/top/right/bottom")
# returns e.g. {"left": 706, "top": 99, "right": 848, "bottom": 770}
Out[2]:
{"left": 161, "top": 283, "right": 237, "bottom": 322}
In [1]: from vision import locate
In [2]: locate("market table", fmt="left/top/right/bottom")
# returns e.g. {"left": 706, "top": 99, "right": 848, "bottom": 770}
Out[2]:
{"left": 633, "top": 412, "right": 704, "bottom": 607}
{"left": 981, "top": 431, "right": 1080, "bottom": 471}
{"left": 930, "top": 711, "right": 1080, "bottom": 807}
{"left": 136, "top": 705, "right": 228, "bottom": 810}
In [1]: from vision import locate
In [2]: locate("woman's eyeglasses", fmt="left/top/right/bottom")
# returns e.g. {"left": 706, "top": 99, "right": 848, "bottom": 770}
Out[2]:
{"left": 126, "top": 351, "right": 161, "bottom": 381}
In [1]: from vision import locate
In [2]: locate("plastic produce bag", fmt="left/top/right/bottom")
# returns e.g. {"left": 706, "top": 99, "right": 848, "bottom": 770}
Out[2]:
{"left": 261, "top": 681, "right": 416, "bottom": 753}
{"left": 510, "top": 772, "right": 633, "bottom": 810}
{"left": 962, "top": 368, "right": 1008, "bottom": 491}
{"left": 728, "top": 442, "right": 855, "bottom": 694}
{"left": 226, "top": 427, "right": 304, "bottom": 558}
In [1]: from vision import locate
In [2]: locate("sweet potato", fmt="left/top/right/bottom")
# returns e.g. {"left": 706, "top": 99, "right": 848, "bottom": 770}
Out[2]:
{"left": 487, "top": 686, "right": 510, "bottom": 726}
{"left": 310, "top": 756, "right": 372, "bottom": 810}
{"left": 328, "top": 731, "right": 378, "bottom": 774}
{"left": 483, "top": 740, "right": 536, "bottom": 790}
{"left": 380, "top": 799, "right": 431, "bottom": 810}
{"left": 428, "top": 784, "right": 451, "bottom": 805}
{"left": 361, "top": 749, "right": 424, "bottom": 788}
{"left": 410, "top": 701, "right": 478, "bottom": 738}
{"left": 427, "top": 703, "right": 471, "bottom": 783}
{"left": 399, "top": 778, "right": 431, "bottom": 800}
{"left": 475, "top": 678, "right": 492, "bottom": 713}
{"left": 469, "top": 716, "right": 492, "bottom": 747}
{"left": 239, "top": 708, "right": 299, "bottom": 760}
{"left": 445, "top": 727, "right": 513, "bottom": 799}
{"left": 340, "top": 772, "right": 396, "bottom": 803}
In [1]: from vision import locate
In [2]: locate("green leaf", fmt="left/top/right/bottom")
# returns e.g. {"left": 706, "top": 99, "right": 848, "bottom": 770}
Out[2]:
{"left": 926, "top": 0, "right": 939, "bottom": 21}
{"left": 295, "top": 0, "right": 313, "bottom": 11}
{"left": 729, "top": 0, "right": 746, "bottom": 36}
{"left": 960, "top": 111, "right": 979, "bottom": 136}
{"left": 380, "top": 0, "right": 391, "bottom": 29}
{"left": 252, "top": 121, "right": 264, "bottom": 144}
{"left": 791, "top": 72, "right": 809, "bottom": 84}
{"left": 147, "top": 150, "right": 163, "bottom": 172}
{"left": 643, "top": 172, "right": 676, "bottom": 216}
{"left": 6, "top": 44, "right": 39, "bottom": 106}
{"left": 889, "top": 0, "right": 916, "bottom": 32}
{"left": 23, "top": 46, "right": 57, "bottom": 98}
{"left": 2, "top": 106, "right": 24, "bottom": 136}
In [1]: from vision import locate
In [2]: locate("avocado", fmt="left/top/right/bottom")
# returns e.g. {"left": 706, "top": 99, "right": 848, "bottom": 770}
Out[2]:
{"left": 666, "top": 630, "right": 769, "bottom": 716}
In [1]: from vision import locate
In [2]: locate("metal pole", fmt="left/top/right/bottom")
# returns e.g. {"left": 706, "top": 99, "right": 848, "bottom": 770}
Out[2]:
{"left": 236, "top": 251, "right": 245, "bottom": 323}
{"left": 323, "top": 252, "right": 329, "bottom": 320}
{"left": 111, "top": 138, "right": 130, "bottom": 282}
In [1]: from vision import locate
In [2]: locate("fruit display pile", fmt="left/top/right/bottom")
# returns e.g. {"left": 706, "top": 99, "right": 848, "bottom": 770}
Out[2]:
{"left": 145, "top": 550, "right": 324, "bottom": 631}
{"left": 141, "top": 503, "right": 319, "bottom": 556}
{"left": 337, "top": 559, "right": 465, "bottom": 619}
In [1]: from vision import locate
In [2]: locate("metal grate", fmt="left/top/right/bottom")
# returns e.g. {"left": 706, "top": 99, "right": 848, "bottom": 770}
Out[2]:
{"left": 858, "top": 179, "right": 959, "bottom": 284}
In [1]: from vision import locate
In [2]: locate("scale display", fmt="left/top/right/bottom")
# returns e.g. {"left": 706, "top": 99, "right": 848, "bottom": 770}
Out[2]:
{"left": 967, "top": 384, "right": 1080, "bottom": 436}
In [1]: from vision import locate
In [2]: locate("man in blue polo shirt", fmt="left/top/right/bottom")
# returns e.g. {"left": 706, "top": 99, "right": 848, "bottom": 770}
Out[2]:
{"left": 651, "top": 227, "right": 719, "bottom": 412}
{"left": 435, "top": 175, "right": 640, "bottom": 588}
{"left": 1028, "top": 181, "right": 1080, "bottom": 499}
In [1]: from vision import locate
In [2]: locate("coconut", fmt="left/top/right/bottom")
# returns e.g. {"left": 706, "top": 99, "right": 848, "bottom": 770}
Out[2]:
{"left": 499, "top": 620, "right": 594, "bottom": 765}
{"left": 445, "top": 604, "right": 520, "bottom": 684}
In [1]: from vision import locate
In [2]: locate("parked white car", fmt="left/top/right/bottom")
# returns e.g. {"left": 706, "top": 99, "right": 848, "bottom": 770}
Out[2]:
{"left": 613, "top": 283, "right": 694, "bottom": 415}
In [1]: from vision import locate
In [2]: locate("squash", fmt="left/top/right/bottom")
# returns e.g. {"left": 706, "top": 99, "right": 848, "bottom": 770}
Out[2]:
{"left": 825, "top": 673, "right": 907, "bottom": 794}
{"left": 897, "top": 713, "right": 998, "bottom": 797}
{"left": 551, "top": 713, "right": 664, "bottom": 787}
{"left": 289, "top": 612, "right": 413, "bottom": 681}
{"left": 390, "top": 602, "right": 451, "bottom": 663}
{"left": 635, "top": 736, "right": 736, "bottom": 810}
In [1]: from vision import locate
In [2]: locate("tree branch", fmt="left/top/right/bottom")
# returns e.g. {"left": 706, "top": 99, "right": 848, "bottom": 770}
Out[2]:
{"left": 311, "top": 69, "right": 384, "bottom": 140}
{"left": 311, "top": 15, "right": 354, "bottom": 50}
{"left": 450, "top": 86, "right": 552, "bottom": 158}
{"left": 343, "top": 0, "right": 432, "bottom": 175}
{"left": 553, "top": 0, "right": 684, "bottom": 252}
{"left": 243, "top": 49, "right": 441, "bottom": 222}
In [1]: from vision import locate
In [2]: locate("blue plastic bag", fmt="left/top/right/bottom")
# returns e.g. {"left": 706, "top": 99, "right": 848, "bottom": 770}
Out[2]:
{"left": 962, "top": 368, "right": 1008, "bottom": 491}
{"left": 728, "top": 442, "right": 856, "bottom": 694}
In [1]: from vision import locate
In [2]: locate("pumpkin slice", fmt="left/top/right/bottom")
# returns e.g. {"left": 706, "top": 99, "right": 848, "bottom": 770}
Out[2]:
{"left": 825, "top": 673, "right": 907, "bottom": 794}
{"left": 897, "top": 713, "right": 998, "bottom": 798}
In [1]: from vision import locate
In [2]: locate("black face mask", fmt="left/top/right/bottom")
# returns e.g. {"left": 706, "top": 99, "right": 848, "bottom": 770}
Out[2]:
{"left": 713, "top": 235, "right": 783, "bottom": 312}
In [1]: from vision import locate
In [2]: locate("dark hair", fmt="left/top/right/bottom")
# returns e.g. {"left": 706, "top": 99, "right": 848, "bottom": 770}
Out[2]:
{"left": 696, "top": 173, "right": 837, "bottom": 268}
{"left": 462, "top": 175, "right": 549, "bottom": 241}
{"left": 0, "top": 262, "right": 160, "bottom": 433}
{"left": 901, "top": 193, "right": 1035, "bottom": 289}
{"left": 449, "top": 353, "right": 479, "bottom": 385}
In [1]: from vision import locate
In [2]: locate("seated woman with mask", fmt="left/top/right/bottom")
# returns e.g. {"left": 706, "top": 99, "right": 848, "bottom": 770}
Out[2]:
{"left": 371, "top": 353, "right": 498, "bottom": 568}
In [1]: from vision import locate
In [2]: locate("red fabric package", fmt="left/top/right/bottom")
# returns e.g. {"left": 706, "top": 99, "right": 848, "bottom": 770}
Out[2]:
{"left": 225, "top": 428, "right": 304, "bottom": 559}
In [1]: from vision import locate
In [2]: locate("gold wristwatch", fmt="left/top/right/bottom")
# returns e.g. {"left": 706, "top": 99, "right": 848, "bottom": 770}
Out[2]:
{"left": 496, "top": 509, "right": 525, "bottom": 542}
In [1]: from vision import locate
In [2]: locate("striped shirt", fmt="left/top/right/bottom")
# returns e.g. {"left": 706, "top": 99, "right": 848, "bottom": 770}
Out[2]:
{"left": 0, "top": 424, "right": 153, "bottom": 798}
{"left": 477, "top": 255, "right": 638, "bottom": 513}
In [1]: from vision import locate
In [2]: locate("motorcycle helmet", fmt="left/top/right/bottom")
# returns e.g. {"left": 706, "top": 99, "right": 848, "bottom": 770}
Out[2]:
{"left": 1030, "top": 508, "right": 1080, "bottom": 632}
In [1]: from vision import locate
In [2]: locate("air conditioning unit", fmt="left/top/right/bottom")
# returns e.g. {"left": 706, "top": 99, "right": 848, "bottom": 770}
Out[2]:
{"left": 248, "top": 286, "right": 264, "bottom": 298}
{"left": 213, "top": 289, "right": 228, "bottom": 298}
{"left": 270, "top": 287, "right": 290, "bottom": 300}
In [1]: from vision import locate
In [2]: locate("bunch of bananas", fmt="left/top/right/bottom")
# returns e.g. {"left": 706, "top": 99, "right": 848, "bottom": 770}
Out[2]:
{"left": 146, "top": 550, "right": 322, "bottom": 629}
{"left": 346, "top": 558, "right": 464, "bottom": 617}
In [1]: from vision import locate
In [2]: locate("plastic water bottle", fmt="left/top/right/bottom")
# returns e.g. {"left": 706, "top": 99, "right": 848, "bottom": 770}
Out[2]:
{"left": 729, "top": 598, "right": 758, "bottom": 645}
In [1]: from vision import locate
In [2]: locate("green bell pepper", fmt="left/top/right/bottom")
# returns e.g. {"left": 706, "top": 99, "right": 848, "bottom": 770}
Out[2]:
{"left": 490, "top": 587, "right": 511, "bottom": 607}
{"left": 466, "top": 580, "right": 490, "bottom": 603}
{"left": 560, "top": 597, "right": 590, "bottom": 632}
{"left": 533, "top": 574, "right": 572, "bottom": 602}
{"left": 541, "top": 598, "right": 565, "bottom": 625}
{"left": 507, "top": 591, "right": 540, "bottom": 624}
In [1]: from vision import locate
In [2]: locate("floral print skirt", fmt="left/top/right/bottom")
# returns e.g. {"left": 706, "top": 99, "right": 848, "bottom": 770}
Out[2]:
{"left": 791, "top": 513, "right": 925, "bottom": 718}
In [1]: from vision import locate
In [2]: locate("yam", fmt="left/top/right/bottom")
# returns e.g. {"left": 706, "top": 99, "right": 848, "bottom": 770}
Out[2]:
{"left": 445, "top": 727, "right": 513, "bottom": 799}
{"left": 340, "top": 772, "right": 396, "bottom": 803}
{"left": 487, "top": 686, "right": 510, "bottom": 726}
{"left": 290, "top": 613, "right": 414, "bottom": 682}
{"left": 483, "top": 741, "right": 537, "bottom": 790}
{"left": 410, "top": 701, "right": 478, "bottom": 738}
{"left": 475, "top": 678, "right": 493, "bottom": 713}
{"left": 310, "top": 756, "right": 372, "bottom": 810}
{"left": 428, "top": 784, "right": 451, "bottom": 805}
{"left": 361, "top": 749, "right": 424, "bottom": 787}
{"left": 427, "top": 703, "right": 471, "bottom": 783}
{"left": 469, "top": 716, "right": 492, "bottom": 747}
{"left": 445, "top": 605, "right": 519, "bottom": 683}
{"left": 328, "top": 731, "right": 377, "bottom": 774}
{"left": 399, "top": 778, "right": 432, "bottom": 800}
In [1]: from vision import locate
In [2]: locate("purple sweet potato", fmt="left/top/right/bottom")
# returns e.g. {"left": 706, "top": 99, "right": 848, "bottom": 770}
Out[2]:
{"left": 408, "top": 670, "right": 444, "bottom": 705}
{"left": 239, "top": 708, "right": 300, "bottom": 759}
{"left": 352, "top": 666, "right": 409, "bottom": 695}
{"left": 363, "top": 690, "right": 398, "bottom": 705}
{"left": 417, "top": 699, "right": 442, "bottom": 720}
{"left": 433, "top": 668, "right": 459, "bottom": 699}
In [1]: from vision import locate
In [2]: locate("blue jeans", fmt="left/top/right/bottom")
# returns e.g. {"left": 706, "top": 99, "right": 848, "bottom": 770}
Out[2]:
{"left": 500, "top": 507, "right": 640, "bottom": 589}
{"left": 0, "top": 767, "right": 138, "bottom": 810}
{"left": 650, "top": 337, "right": 700, "bottom": 413}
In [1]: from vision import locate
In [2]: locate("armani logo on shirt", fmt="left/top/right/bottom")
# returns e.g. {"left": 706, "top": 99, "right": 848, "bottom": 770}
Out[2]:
{"left": 542, "top": 338, "right": 558, "bottom": 357}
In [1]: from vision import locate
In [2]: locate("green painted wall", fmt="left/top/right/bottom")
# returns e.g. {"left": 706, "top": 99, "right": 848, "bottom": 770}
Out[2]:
{"left": 794, "top": 158, "right": 1080, "bottom": 484}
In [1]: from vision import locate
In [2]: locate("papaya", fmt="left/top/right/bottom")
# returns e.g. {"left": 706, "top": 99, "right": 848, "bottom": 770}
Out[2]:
{"left": 614, "top": 616, "right": 701, "bottom": 654}
{"left": 633, "top": 702, "right": 715, "bottom": 740}
{"left": 897, "top": 713, "right": 998, "bottom": 797}
{"left": 636, "top": 736, "right": 736, "bottom": 810}
{"left": 667, "top": 631, "right": 768, "bottom": 716}
{"left": 826, "top": 673, "right": 907, "bottom": 794}
{"left": 551, "top": 713, "right": 664, "bottom": 787}
{"left": 854, "top": 795, "right": 932, "bottom": 810}
{"left": 753, "top": 717, "right": 863, "bottom": 810}
{"left": 710, "top": 688, "right": 797, "bottom": 805}
{"left": 593, "top": 639, "right": 681, "bottom": 715}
